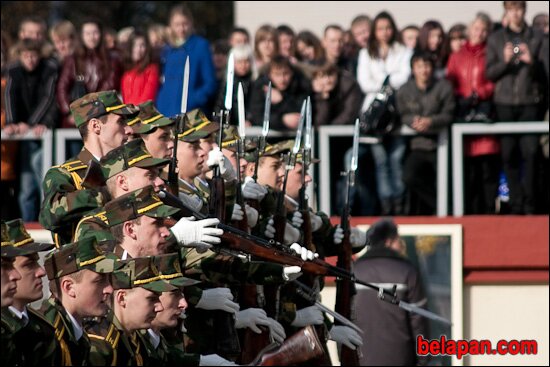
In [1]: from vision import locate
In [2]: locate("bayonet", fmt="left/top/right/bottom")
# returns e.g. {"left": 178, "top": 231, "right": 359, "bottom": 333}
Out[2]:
{"left": 224, "top": 52, "right": 234, "bottom": 113}
{"left": 181, "top": 56, "right": 190, "bottom": 114}
{"left": 253, "top": 82, "right": 271, "bottom": 181}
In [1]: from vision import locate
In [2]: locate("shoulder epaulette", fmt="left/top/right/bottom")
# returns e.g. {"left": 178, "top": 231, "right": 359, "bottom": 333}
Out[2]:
{"left": 59, "top": 159, "right": 88, "bottom": 173}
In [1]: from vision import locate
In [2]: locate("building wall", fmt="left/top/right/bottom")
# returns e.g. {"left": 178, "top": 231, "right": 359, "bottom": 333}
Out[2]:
{"left": 236, "top": 1, "right": 549, "bottom": 39}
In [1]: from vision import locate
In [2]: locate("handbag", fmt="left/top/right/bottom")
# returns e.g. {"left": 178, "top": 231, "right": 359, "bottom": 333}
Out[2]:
{"left": 360, "top": 75, "right": 399, "bottom": 137}
{"left": 70, "top": 75, "right": 87, "bottom": 102}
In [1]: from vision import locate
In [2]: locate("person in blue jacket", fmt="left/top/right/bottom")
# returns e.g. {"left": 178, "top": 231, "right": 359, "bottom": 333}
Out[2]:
{"left": 156, "top": 4, "right": 217, "bottom": 117}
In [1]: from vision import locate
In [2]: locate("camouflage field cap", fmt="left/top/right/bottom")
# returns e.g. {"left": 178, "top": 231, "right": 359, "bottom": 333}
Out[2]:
{"left": 131, "top": 100, "right": 175, "bottom": 134}
{"left": 5, "top": 218, "right": 54, "bottom": 255}
{"left": 104, "top": 185, "right": 180, "bottom": 227}
{"left": 83, "top": 139, "right": 169, "bottom": 187}
{"left": 177, "top": 109, "right": 219, "bottom": 143}
{"left": 263, "top": 139, "right": 295, "bottom": 157}
{"left": 44, "top": 237, "right": 116, "bottom": 280}
{"left": 111, "top": 256, "right": 177, "bottom": 292}
{"left": 153, "top": 253, "right": 200, "bottom": 288}
{"left": 70, "top": 90, "right": 139, "bottom": 128}
{"left": 1, "top": 221, "right": 25, "bottom": 258}
{"left": 294, "top": 152, "right": 320, "bottom": 165}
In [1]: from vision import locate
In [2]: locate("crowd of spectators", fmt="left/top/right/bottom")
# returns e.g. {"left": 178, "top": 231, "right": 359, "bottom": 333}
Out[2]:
{"left": 1, "top": 1, "right": 548, "bottom": 221}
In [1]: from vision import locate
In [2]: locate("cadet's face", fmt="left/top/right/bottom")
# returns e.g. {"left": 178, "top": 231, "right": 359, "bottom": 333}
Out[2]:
{"left": 82, "top": 23, "right": 101, "bottom": 50}
{"left": 269, "top": 66, "right": 292, "bottom": 91}
{"left": 124, "top": 287, "right": 164, "bottom": 330}
{"left": 100, "top": 114, "right": 133, "bottom": 152}
{"left": 152, "top": 289, "right": 187, "bottom": 329}
{"left": 143, "top": 125, "right": 174, "bottom": 160}
{"left": 1, "top": 258, "right": 21, "bottom": 307}
{"left": 285, "top": 163, "right": 311, "bottom": 200}
{"left": 134, "top": 216, "right": 171, "bottom": 256}
{"left": 176, "top": 141, "right": 205, "bottom": 181}
{"left": 20, "top": 50, "right": 40, "bottom": 72}
{"left": 257, "top": 156, "right": 283, "bottom": 190}
{"left": 222, "top": 148, "right": 246, "bottom": 177}
{"left": 200, "top": 137, "right": 215, "bottom": 174}
{"left": 125, "top": 166, "right": 165, "bottom": 193}
{"left": 170, "top": 13, "right": 192, "bottom": 40}
{"left": 13, "top": 254, "right": 46, "bottom": 304}
{"left": 73, "top": 270, "right": 113, "bottom": 317}
{"left": 351, "top": 21, "right": 370, "bottom": 49}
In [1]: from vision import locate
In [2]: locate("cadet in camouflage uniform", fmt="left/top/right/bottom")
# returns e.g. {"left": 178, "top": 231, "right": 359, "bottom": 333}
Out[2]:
{"left": 2, "top": 219, "right": 61, "bottom": 366}
{"left": 39, "top": 90, "right": 139, "bottom": 247}
{"left": 1, "top": 221, "right": 24, "bottom": 366}
{"left": 38, "top": 237, "right": 116, "bottom": 366}
{"left": 86, "top": 256, "right": 177, "bottom": 366}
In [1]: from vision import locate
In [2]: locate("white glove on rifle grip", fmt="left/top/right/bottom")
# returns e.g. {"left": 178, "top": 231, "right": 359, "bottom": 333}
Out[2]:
{"left": 231, "top": 203, "right": 244, "bottom": 221}
{"left": 207, "top": 147, "right": 236, "bottom": 181}
{"left": 284, "top": 222, "right": 301, "bottom": 245}
{"left": 245, "top": 205, "right": 258, "bottom": 228}
{"left": 282, "top": 265, "right": 302, "bottom": 281}
{"left": 310, "top": 214, "right": 323, "bottom": 232}
{"left": 267, "top": 317, "right": 286, "bottom": 344}
{"left": 329, "top": 325, "right": 364, "bottom": 350}
{"left": 291, "top": 211, "right": 304, "bottom": 227}
{"left": 234, "top": 308, "right": 269, "bottom": 333}
{"left": 196, "top": 288, "right": 240, "bottom": 313}
{"left": 242, "top": 176, "right": 268, "bottom": 201}
{"left": 171, "top": 216, "right": 223, "bottom": 247}
{"left": 333, "top": 225, "right": 344, "bottom": 244}
{"left": 264, "top": 218, "right": 276, "bottom": 239}
{"left": 199, "top": 354, "right": 239, "bottom": 366}
{"left": 291, "top": 305, "right": 324, "bottom": 327}
{"left": 290, "top": 243, "right": 318, "bottom": 261}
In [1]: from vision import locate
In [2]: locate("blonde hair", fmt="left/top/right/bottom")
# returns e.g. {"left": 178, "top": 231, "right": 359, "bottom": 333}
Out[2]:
{"left": 50, "top": 20, "right": 77, "bottom": 41}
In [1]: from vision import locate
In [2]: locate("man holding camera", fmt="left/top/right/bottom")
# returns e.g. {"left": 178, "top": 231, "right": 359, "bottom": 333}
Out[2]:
{"left": 486, "top": 0, "right": 546, "bottom": 215}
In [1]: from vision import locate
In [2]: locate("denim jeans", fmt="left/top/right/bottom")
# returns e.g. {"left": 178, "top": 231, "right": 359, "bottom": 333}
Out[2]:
{"left": 369, "top": 135, "right": 405, "bottom": 201}
{"left": 18, "top": 141, "right": 43, "bottom": 221}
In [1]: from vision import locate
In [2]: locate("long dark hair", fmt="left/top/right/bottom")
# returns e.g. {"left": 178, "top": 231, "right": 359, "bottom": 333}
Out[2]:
{"left": 367, "top": 11, "right": 399, "bottom": 59}
{"left": 122, "top": 30, "right": 153, "bottom": 73}
{"left": 74, "top": 18, "right": 110, "bottom": 78}
{"left": 417, "top": 20, "right": 449, "bottom": 68}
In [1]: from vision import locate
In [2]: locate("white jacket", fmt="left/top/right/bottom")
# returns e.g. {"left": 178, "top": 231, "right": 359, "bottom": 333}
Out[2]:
{"left": 356, "top": 43, "right": 413, "bottom": 112}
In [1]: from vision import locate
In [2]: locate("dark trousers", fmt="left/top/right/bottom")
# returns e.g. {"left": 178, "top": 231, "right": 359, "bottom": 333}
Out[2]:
{"left": 403, "top": 150, "right": 436, "bottom": 215}
{"left": 464, "top": 154, "right": 500, "bottom": 214}
{"left": 495, "top": 104, "right": 540, "bottom": 214}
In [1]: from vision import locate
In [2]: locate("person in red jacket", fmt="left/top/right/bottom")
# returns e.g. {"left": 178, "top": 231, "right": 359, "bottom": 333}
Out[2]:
{"left": 447, "top": 12, "right": 500, "bottom": 214}
{"left": 120, "top": 30, "right": 160, "bottom": 105}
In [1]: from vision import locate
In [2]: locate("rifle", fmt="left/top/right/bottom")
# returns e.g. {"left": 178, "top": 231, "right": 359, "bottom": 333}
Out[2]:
{"left": 251, "top": 326, "right": 324, "bottom": 366}
{"left": 334, "top": 118, "right": 361, "bottom": 365}
{"left": 167, "top": 56, "right": 190, "bottom": 195}
{"left": 247, "top": 82, "right": 271, "bottom": 212}
{"left": 232, "top": 82, "right": 249, "bottom": 232}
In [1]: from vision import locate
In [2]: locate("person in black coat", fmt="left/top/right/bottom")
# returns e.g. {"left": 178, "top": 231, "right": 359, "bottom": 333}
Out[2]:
{"left": 354, "top": 218, "right": 430, "bottom": 366}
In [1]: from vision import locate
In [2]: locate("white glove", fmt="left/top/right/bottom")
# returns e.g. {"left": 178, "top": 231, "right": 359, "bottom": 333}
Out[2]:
{"left": 235, "top": 308, "right": 270, "bottom": 333}
{"left": 207, "top": 147, "right": 236, "bottom": 181}
{"left": 196, "top": 288, "right": 240, "bottom": 314}
{"left": 242, "top": 176, "right": 268, "bottom": 201}
{"left": 350, "top": 227, "right": 367, "bottom": 248}
{"left": 284, "top": 222, "right": 301, "bottom": 245}
{"left": 267, "top": 317, "right": 286, "bottom": 344}
{"left": 171, "top": 216, "right": 223, "bottom": 248}
{"left": 329, "top": 325, "right": 364, "bottom": 350}
{"left": 264, "top": 218, "right": 276, "bottom": 239}
{"left": 199, "top": 354, "right": 239, "bottom": 366}
{"left": 282, "top": 265, "right": 302, "bottom": 281}
{"left": 290, "top": 243, "right": 319, "bottom": 261}
{"left": 245, "top": 205, "right": 258, "bottom": 228}
{"left": 310, "top": 214, "right": 323, "bottom": 232}
{"left": 291, "top": 305, "right": 324, "bottom": 327}
{"left": 291, "top": 211, "right": 304, "bottom": 227}
{"left": 333, "top": 225, "right": 344, "bottom": 244}
{"left": 231, "top": 203, "right": 244, "bottom": 221}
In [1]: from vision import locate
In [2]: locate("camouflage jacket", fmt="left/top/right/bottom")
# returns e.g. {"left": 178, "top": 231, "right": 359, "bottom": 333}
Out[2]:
{"left": 86, "top": 310, "right": 146, "bottom": 366}
{"left": 38, "top": 297, "right": 92, "bottom": 366}
{"left": 138, "top": 329, "right": 201, "bottom": 366}
{"left": 39, "top": 148, "right": 104, "bottom": 247}
{"left": 1, "top": 307, "right": 61, "bottom": 366}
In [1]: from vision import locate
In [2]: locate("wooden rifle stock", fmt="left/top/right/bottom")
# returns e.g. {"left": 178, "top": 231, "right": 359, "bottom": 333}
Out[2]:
{"left": 253, "top": 326, "right": 324, "bottom": 366}
{"left": 334, "top": 173, "right": 361, "bottom": 365}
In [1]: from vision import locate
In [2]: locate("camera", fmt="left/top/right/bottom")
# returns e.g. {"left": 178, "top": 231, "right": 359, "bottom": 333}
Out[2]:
{"left": 512, "top": 38, "right": 521, "bottom": 55}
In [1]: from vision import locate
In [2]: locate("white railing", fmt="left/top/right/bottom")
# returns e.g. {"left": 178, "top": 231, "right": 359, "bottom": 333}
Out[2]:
{"left": 318, "top": 125, "right": 449, "bottom": 217}
{"left": 451, "top": 122, "right": 549, "bottom": 216}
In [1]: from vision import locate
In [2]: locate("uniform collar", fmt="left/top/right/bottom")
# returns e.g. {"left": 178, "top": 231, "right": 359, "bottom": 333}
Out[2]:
{"left": 147, "top": 328, "right": 161, "bottom": 349}
{"left": 66, "top": 310, "right": 84, "bottom": 341}
{"left": 8, "top": 306, "right": 29, "bottom": 327}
